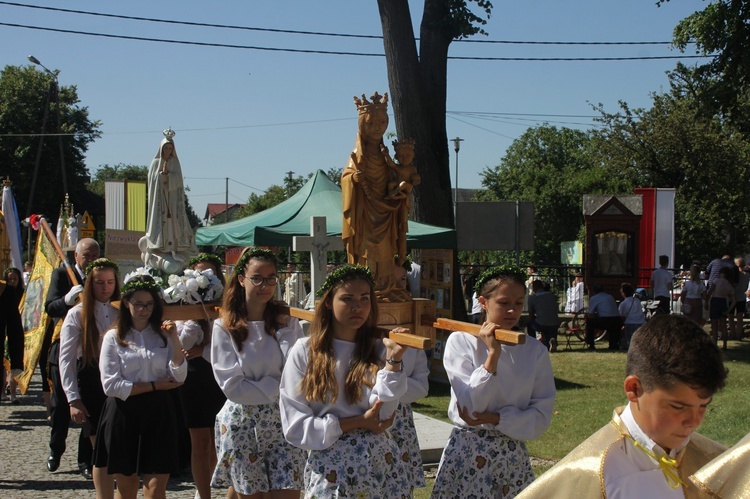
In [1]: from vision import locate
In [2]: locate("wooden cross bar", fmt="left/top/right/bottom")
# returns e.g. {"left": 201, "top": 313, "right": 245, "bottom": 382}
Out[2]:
{"left": 422, "top": 316, "right": 526, "bottom": 345}
{"left": 281, "top": 305, "right": 432, "bottom": 350}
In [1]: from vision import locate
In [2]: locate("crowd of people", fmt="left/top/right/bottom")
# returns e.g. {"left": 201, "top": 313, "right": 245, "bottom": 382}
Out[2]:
{"left": 2, "top": 249, "right": 748, "bottom": 498}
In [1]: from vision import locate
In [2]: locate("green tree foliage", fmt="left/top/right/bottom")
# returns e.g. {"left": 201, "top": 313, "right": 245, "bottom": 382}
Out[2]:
{"left": 663, "top": 0, "right": 750, "bottom": 130}
{"left": 0, "top": 65, "right": 100, "bottom": 218}
{"left": 88, "top": 163, "right": 202, "bottom": 228}
{"left": 236, "top": 184, "right": 289, "bottom": 219}
{"left": 87, "top": 163, "right": 147, "bottom": 195}
{"left": 592, "top": 80, "right": 750, "bottom": 263}
{"left": 479, "top": 125, "right": 630, "bottom": 264}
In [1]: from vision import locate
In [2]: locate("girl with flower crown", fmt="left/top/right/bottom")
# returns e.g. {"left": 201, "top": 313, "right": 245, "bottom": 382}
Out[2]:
{"left": 59, "top": 259, "right": 120, "bottom": 497}
{"left": 176, "top": 253, "right": 227, "bottom": 499}
{"left": 279, "top": 264, "right": 411, "bottom": 497}
{"left": 94, "top": 275, "right": 187, "bottom": 499}
{"left": 431, "top": 266, "right": 556, "bottom": 498}
{"left": 210, "top": 247, "right": 305, "bottom": 499}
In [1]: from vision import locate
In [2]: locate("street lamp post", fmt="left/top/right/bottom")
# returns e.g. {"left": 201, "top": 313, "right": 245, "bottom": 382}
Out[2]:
{"left": 452, "top": 137, "right": 464, "bottom": 213}
{"left": 27, "top": 55, "right": 67, "bottom": 215}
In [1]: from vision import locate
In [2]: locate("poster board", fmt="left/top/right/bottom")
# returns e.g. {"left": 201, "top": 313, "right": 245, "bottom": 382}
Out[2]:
{"left": 105, "top": 229, "right": 145, "bottom": 281}
{"left": 418, "top": 248, "right": 453, "bottom": 381}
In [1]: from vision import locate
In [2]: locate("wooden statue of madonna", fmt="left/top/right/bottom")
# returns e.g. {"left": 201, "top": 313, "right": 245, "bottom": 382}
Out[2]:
{"left": 138, "top": 128, "right": 198, "bottom": 274}
{"left": 341, "top": 92, "right": 413, "bottom": 303}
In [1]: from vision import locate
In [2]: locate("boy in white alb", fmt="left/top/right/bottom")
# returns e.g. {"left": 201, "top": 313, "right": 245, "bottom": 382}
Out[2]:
{"left": 518, "top": 314, "right": 728, "bottom": 499}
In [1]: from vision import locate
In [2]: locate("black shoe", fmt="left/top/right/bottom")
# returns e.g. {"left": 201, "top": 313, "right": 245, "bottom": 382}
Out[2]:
{"left": 47, "top": 455, "right": 60, "bottom": 472}
{"left": 80, "top": 467, "right": 93, "bottom": 480}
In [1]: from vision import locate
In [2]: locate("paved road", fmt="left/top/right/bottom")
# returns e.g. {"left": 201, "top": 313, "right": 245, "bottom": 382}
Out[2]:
{"left": 0, "top": 370, "right": 198, "bottom": 499}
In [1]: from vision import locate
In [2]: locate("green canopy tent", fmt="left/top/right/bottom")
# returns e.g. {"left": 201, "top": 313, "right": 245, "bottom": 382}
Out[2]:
{"left": 195, "top": 169, "right": 455, "bottom": 249}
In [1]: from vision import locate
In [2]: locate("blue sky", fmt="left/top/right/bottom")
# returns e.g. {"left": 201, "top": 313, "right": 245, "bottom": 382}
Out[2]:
{"left": 0, "top": 0, "right": 710, "bottom": 221}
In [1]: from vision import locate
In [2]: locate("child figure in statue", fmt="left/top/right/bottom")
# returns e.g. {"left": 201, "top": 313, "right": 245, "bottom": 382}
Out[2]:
{"left": 385, "top": 139, "right": 421, "bottom": 200}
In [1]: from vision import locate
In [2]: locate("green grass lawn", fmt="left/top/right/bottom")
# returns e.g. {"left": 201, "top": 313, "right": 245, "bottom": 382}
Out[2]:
{"left": 411, "top": 337, "right": 750, "bottom": 497}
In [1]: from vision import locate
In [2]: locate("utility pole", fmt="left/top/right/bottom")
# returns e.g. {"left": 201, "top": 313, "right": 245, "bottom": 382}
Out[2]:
{"left": 452, "top": 137, "right": 464, "bottom": 215}
{"left": 285, "top": 171, "right": 295, "bottom": 197}
{"left": 225, "top": 177, "right": 229, "bottom": 223}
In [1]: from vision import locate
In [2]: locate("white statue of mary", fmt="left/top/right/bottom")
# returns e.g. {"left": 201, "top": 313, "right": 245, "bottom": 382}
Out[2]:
{"left": 138, "top": 128, "right": 198, "bottom": 273}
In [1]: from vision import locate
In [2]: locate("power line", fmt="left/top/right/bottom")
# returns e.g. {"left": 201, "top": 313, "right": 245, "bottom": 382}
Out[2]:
{"left": 0, "top": 22, "right": 712, "bottom": 61}
{"left": 0, "top": 1, "right": 687, "bottom": 45}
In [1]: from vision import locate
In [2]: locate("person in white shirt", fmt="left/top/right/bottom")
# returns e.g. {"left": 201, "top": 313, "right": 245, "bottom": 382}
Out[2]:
{"left": 59, "top": 258, "right": 120, "bottom": 498}
{"left": 565, "top": 272, "right": 585, "bottom": 314}
{"left": 618, "top": 282, "right": 645, "bottom": 350}
{"left": 650, "top": 255, "right": 674, "bottom": 315}
{"left": 586, "top": 283, "right": 622, "bottom": 351}
{"left": 283, "top": 262, "right": 306, "bottom": 308}
{"left": 432, "top": 266, "right": 556, "bottom": 498}
{"left": 390, "top": 263, "right": 430, "bottom": 493}
{"left": 94, "top": 275, "right": 187, "bottom": 499}
{"left": 211, "top": 247, "right": 305, "bottom": 499}
{"left": 518, "top": 315, "right": 728, "bottom": 499}
{"left": 279, "top": 265, "right": 411, "bottom": 497}
{"left": 176, "top": 253, "right": 227, "bottom": 499}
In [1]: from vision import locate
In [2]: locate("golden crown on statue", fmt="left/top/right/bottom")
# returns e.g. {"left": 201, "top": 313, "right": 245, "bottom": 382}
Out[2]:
{"left": 354, "top": 92, "right": 388, "bottom": 115}
{"left": 163, "top": 127, "right": 176, "bottom": 141}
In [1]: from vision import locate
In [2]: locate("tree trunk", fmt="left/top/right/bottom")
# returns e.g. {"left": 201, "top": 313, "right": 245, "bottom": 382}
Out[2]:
{"left": 377, "top": 0, "right": 455, "bottom": 230}
{"left": 377, "top": 0, "right": 466, "bottom": 320}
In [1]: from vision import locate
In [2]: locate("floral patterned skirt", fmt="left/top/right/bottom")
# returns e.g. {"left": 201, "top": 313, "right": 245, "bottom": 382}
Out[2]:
{"left": 212, "top": 400, "right": 305, "bottom": 495}
{"left": 305, "top": 428, "right": 410, "bottom": 499}
{"left": 391, "top": 403, "right": 425, "bottom": 490}
{"left": 431, "top": 427, "right": 534, "bottom": 499}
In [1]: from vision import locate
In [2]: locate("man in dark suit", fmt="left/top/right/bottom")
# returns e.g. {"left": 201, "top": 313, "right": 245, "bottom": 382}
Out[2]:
{"left": 44, "top": 238, "right": 99, "bottom": 479}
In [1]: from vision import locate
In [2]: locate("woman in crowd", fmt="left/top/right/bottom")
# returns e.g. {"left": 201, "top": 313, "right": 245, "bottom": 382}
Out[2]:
{"left": 176, "top": 253, "right": 227, "bottom": 499}
{"left": 279, "top": 265, "right": 411, "bottom": 497}
{"left": 59, "top": 258, "right": 120, "bottom": 497}
{"left": 680, "top": 263, "right": 707, "bottom": 326}
{"left": 432, "top": 266, "right": 556, "bottom": 498}
{"left": 618, "top": 282, "right": 645, "bottom": 350}
{"left": 95, "top": 275, "right": 187, "bottom": 499}
{"left": 0, "top": 267, "right": 24, "bottom": 404}
{"left": 211, "top": 247, "right": 305, "bottom": 499}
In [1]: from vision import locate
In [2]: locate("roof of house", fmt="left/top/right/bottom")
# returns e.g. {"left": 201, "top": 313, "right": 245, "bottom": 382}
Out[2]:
{"left": 204, "top": 203, "right": 245, "bottom": 219}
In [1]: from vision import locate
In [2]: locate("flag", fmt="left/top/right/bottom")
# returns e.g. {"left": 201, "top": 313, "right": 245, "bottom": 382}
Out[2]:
{"left": 15, "top": 227, "right": 60, "bottom": 393}
{"left": 1, "top": 184, "right": 23, "bottom": 270}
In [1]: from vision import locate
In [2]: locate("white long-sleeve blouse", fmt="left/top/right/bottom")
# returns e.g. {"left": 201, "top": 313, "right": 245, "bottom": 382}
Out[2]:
{"left": 279, "top": 336, "right": 407, "bottom": 451}
{"left": 177, "top": 320, "right": 212, "bottom": 361}
{"left": 210, "top": 317, "right": 304, "bottom": 406}
{"left": 443, "top": 331, "right": 556, "bottom": 441}
{"left": 400, "top": 348, "right": 429, "bottom": 405}
{"left": 59, "top": 301, "right": 118, "bottom": 403}
{"left": 99, "top": 325, "right": 187, "bottom": 400}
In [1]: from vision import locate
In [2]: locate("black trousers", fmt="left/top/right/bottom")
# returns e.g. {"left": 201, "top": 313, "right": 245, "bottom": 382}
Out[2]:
{"left": 586, "top": 316, "right": 622, "bottom": 350}
{"left": 48, "top": 340, "right": 93, "bottom": 468}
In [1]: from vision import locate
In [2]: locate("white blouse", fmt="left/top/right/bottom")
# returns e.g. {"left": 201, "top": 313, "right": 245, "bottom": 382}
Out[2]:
{"left": 279, "top": 336, "right": 407, "bottom": 451}
{"left": 443, "top": 331, "right": 556, "bottom": 441}
{"left": 99, "top": 325, "right": 187, "bottom": 400}
{"left": 177, "top": 320, "right": 212, "bottom": 362}
{"left": 603, "top": 403, "right": 689, "bottom": 499}
{"left": 59, "top": 301, "right": 118, "bottom": 403}
{"left": 210, "top": 317, "right": 304, "bottom": 406}
{"left": 400, "top": 348, "right": 429, "bottom": 405}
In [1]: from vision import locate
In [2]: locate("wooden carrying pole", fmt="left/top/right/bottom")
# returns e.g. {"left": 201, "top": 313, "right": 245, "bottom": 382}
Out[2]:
{"left": 40, "top": 217, "right": 79, "bottom": 286}
{"left": 423, "top": 317, "right": 526, "bottom": 345}
{"left": 281, "top": 305, "right": 432, "bottom": 350}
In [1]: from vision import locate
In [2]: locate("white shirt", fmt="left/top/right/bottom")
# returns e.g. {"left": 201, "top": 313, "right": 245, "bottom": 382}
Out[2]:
{"left": 682, "top": 280, "right": 705, "bottom": 300}
{"left": 565, "top": 281, "right": 585, "bottom": 313}
{"left": 619, "top": 296, "right": 646, "bottom": 326}
{"left": 471, "top": 292, "right": 483, "bottom": 315}
{"left": 400, "top": 348, "right": 429, "bottom": 405}
{"left": 59, "top": 301, "right": 118, "bottom": 402}
{"left": 177, "top": 320, "right": 212, "bottom": 362}
{"left": 604, "top": 403, "right": 689, "bottom": 499}
{"left": 279, "top": 336, "right": 407, "bottom": 451}
{"left": 651, "top": 267, "right": 674, "bottom": 298}
{"left": 99, "top": 325, "right": 187, "bottom": 400}
{"left": 589, "top": 292, "right": 620, "bottom": 318}
{"left": 211, "top": 317, "right": 303, "bottom": 406}
{"left": 443, "top": 331, "right": 556, "bottom": 440}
